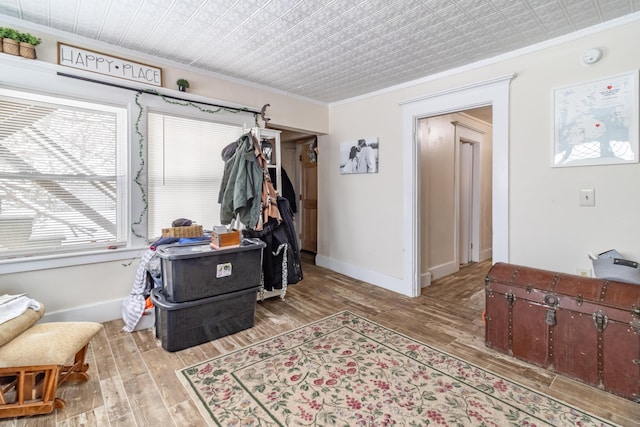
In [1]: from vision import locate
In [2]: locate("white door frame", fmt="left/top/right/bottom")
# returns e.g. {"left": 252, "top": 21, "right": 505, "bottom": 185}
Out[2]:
{"left": 399, "top": 74, "right": 515, "bottom": 297}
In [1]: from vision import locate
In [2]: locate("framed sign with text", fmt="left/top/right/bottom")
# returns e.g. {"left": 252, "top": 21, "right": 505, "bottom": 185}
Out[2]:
{"left": 57, "top": 43, "right": 162, "bottom": 87}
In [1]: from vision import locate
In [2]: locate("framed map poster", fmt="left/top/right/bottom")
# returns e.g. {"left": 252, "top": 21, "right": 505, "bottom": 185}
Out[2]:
{"left": 553, "top": 71, "right": 638, "bottom": 167}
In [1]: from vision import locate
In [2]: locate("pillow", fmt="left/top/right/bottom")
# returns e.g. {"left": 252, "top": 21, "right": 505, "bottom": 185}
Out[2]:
{"left": 0, "top": 304, "right": 45, "bottom": 347}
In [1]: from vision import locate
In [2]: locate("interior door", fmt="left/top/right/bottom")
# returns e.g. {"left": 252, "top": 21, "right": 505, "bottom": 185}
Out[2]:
{"left": 459, "top": 141, "right": 473, "bottom": 264}
{"left": 280, "top": 142, "right": 300, "bottom": 239}
{"left": 453, "top": 121, "right": 484, "bottom": 265}
{"left": 300, "top": 141, "right": 318, "bottom": 253}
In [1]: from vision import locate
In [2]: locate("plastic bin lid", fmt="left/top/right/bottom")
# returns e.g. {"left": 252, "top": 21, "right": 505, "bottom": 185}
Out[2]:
{"left": 150, "top": 286, "right": 260, "bottom": 309}
{"left": 156, "top": 238, "right": 265, "bottom": 260}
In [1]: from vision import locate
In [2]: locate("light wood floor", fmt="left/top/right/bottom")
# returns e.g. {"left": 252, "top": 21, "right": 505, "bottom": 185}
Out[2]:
{"left": 2, "top": 257, "right": 639, "bottom": 426}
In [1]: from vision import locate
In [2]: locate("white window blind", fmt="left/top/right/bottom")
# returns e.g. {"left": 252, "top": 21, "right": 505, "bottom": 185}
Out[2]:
{"left": 147, "top": 112, "right": 243, "bottom": 239}
{"left": 0, "top": 88, "right": 127, "bottom": 259}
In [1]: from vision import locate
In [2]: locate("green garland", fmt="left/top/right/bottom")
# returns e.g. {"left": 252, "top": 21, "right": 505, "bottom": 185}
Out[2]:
{"left": 151, "top": 90, "right": 258, "bottom": 124}
{"left": 130, "top": 90, "right": 259, "bottom": 240}
{"left": 130, "top": 92, "right": 148, "bottom": 239}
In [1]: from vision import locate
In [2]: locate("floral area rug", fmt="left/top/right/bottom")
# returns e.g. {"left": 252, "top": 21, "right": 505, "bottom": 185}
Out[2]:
{"left": 178, "top": 311, "right": 618, "bottom": 426}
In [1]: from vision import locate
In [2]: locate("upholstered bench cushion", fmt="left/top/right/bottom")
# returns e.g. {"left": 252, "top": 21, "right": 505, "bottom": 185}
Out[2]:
{"left": 0, "top": 321, "right": 102, "bottom": 367}
{"left": 0, "top": 305, "right": 45, "bottom": 347}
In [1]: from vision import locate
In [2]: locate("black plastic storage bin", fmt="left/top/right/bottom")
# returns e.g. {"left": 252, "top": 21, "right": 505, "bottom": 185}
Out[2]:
{"left": 156, "top": 238, "right": 265, "bottom": 303}
{"left": 151, "top": 286, "right": 259, "bottom": 352}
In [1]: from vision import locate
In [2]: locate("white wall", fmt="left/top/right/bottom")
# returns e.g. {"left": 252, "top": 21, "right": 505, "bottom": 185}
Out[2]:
{"left": 0, "top": 261, "right": 135, "bottom": 323}
{"left": 507, "top": 22, "right": 640, "bottom": 274}
{"left": 319, "top": 15, "right": 640, "bottom": 291}
{"left": 317, "top": 95, "right": 406, "bottom": 293}
{"left": 3, "top": 15, "right": 640, "bottom": 321}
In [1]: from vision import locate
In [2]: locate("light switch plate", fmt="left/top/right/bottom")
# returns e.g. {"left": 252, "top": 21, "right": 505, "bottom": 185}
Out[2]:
{"left": 579, "top": 189, "right": 595, "bottom": 206}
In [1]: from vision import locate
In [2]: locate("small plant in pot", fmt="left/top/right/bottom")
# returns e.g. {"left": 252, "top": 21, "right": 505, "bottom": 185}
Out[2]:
{"left": 176, "top": 78, "right": 190, "bottom": 92}
{"left": 17, "top": 32, "right": 41, "bottom": 59}
{"left": 1, "top": 27, "right": 20, "bottom": 56}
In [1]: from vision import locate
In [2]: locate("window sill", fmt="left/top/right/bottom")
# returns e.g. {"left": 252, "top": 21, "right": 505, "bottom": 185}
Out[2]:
{"left": 0, "top": 247, "right": 150, "bottom": 274}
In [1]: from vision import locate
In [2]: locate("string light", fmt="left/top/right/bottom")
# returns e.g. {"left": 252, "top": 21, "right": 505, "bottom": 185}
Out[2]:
{"left": 129, "top": 91, "right": 260, "bottom": 239}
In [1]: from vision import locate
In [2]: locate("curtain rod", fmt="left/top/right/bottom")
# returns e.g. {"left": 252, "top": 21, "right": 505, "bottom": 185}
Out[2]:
{"left": 56, "top": 72, "right": 270, "bottom": 121}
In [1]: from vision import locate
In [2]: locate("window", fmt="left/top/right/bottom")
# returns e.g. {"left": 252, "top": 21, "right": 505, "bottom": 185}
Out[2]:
{"left": 147, "top": 112, "right": 243, "bottom": 238}
{"left": 0, "top": 88, "right": 127, "bottom": 259}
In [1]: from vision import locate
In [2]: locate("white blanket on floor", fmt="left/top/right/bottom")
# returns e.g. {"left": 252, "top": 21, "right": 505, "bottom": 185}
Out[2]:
{"left": 121, "top": 249, "right": 158, "bottom": 332}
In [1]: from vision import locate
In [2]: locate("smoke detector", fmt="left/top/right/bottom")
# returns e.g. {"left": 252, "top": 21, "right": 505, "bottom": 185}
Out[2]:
{"left": 582, "top": 48, "right": 603, "bottom": 65}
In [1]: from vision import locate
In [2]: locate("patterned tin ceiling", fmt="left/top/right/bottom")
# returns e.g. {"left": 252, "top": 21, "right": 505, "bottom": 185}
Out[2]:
{"left": 0, "top": 0, "right": 638, "bottom": 103}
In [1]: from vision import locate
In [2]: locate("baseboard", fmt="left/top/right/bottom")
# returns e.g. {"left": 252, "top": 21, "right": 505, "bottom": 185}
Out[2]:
{"left": 421, "top": 271, "right": 432, "bottom": 288}
{"left": 42, "top": 290, "right": 288, "bottom": 324}
{"left": 315, "top": 255, "right": 410, "bottom": 297}
{"left": 42, "top": 297, "right": 124, "bottom": 324}
{"left": 480, "top": 248, "right": 492, "bottom": 262}
{"left": 429, "top": 261, "right": 459, "bottom": 281}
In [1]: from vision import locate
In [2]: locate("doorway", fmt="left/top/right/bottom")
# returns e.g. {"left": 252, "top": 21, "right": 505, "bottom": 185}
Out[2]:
{"left": 400, "top": 74, "right": 514, "bottom": 297}
{"left": 299, "top": 139, "right": 318, "bottom": 253}
{"left": 418, "top": 113, "right": 489, "bottom": 284}
{"left": 278, "top": 131, "right": 318, "bottom": 256}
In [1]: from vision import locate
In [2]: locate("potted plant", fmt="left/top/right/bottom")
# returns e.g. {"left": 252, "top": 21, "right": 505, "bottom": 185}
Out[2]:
{"left": 1, "top": 27, "right": 20, "bottom": 56}
{"left": 176, "top": 79, "right": 190, "bottom": 92}
{"left": 0, "top": 28, "right": 6, "bottom": 53}
{"left": 17, "top": 32, "right": 41, "bottom": 59}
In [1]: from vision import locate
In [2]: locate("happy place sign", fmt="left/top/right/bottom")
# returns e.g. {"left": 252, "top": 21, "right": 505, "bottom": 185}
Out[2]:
{"left": 58, "top": 43, "right": 162, "bottom": 87}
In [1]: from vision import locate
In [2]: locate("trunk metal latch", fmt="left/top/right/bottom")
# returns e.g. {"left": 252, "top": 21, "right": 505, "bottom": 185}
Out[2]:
{"left": 545, "top": 310, "right": 556, "bottom": 326}
{"left": 505, "top": 291, "right": 515, "bottom": 307}
{"left": 592, "top": 310, "right": 609, "bottom": 332}
{"left": 631, "top": 305, "right": 640, "bottom": 334}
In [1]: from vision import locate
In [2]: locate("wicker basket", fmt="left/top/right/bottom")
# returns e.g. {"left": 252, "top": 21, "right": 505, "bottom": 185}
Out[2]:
{"left": 19, "top": 42, "right": 36, "bottom": 59}
{"left": 2, "top": 38, "right": 19, "bottom": 56}
{"left": 161, "top": 224, "right": 203, "bottom": 238}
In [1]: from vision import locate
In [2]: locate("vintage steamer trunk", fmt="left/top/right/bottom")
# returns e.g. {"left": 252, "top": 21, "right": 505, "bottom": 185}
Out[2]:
{"left": 485, "top": 262, "right": 640, "bottom": 402}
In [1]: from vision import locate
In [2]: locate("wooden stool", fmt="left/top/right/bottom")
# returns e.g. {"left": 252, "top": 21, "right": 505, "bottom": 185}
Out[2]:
{"left": 0, "top": 304, "right": 102, "bottom": 418}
